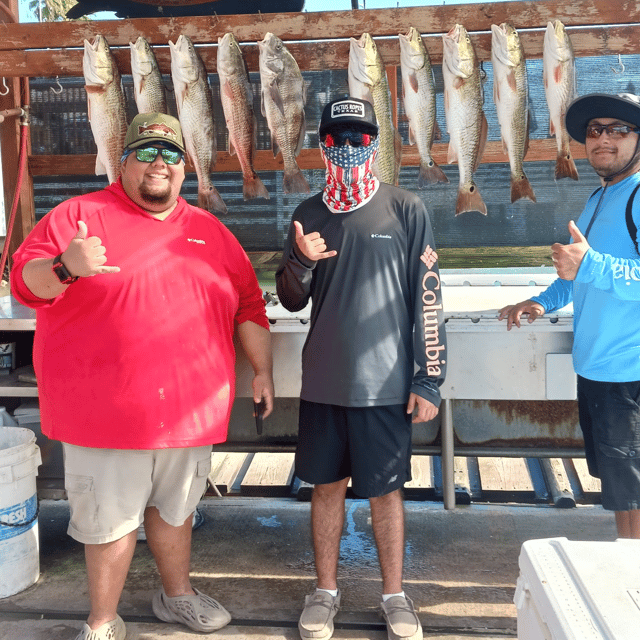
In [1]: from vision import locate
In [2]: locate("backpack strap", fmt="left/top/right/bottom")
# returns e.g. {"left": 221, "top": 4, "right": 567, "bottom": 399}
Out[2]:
{"left": 626, "top": 182, "right": 640, "bottom": 256}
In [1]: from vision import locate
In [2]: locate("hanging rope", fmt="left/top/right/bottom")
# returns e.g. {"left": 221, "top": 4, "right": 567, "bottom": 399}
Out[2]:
{"left": 0, "top": 77, "right": 30, "bottom": 284}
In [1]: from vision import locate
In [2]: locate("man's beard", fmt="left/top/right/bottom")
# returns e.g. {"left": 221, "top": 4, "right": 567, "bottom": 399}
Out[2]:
{"left": 139, "top": 183, "right": 171, "bottom": 205}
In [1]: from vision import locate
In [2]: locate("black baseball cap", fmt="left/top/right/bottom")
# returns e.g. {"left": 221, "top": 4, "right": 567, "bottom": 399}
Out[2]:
{"left": 319, "top": 97, "right": 378, "bottom": 137}
{"left": 566, "top": 93, "right": 640, "bottom": 143}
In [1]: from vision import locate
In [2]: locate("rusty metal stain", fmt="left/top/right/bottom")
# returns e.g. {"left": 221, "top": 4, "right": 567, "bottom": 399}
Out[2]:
{"left": 485, "top": 400, "right": 579, "bottom": 427}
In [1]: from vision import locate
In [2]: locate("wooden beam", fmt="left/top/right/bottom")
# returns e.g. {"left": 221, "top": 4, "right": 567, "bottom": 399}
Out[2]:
{"left": 2, "top": 24, "right": 640, "bottom": 77}
{"left": 26, "top": 139, "right": 587, "bottom": 177}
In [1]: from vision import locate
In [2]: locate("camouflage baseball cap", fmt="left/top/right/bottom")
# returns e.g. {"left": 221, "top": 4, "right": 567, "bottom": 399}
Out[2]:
{"left": 124, "top": 113, "right": 186, "bottom": 153}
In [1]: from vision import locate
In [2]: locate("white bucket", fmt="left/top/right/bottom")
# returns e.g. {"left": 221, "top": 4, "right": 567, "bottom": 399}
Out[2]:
{"left": 0, "top": 427, "right": 42, "bottom": 598}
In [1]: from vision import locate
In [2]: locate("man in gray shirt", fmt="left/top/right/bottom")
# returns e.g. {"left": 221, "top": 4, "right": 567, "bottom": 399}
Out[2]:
{"left": 276, "top": 97, "right": 446, "bottom": 640}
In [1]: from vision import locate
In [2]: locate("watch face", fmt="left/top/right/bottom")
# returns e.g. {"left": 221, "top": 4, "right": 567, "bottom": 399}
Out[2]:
{"left": 52, "top": 255, "right": 78, "bottom": 284}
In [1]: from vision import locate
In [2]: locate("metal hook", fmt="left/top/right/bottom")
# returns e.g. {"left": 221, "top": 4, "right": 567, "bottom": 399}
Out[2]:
{"left": 51, "top": 76, "right": 63, "bottom": 95}
{"left": 0, "top": 77, "right": 9, "bottom": 96}
{"left": 611, "top": 54, "right": 625, "bottom": 74}
{"left": 258, "top": 10, "right": 263, "bottom": 21}
{"left": 212, "top": 11, "right": 219, "bottom": 25}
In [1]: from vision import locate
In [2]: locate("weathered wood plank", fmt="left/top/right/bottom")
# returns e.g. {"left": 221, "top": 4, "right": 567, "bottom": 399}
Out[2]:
{"left": 571, "top": 458, "right": 602, "bottom": 496}
{"left": 478, "top": 456, "right": 535, "bottom": 492}
{"left": 2, "top": 25, "right": 639, "bottom": 77}
{"left": 240, "top": 452, "right": 295, "bottom": 497}
{"left": 1, "top": 1, "right": 639, "bottom": 52}
{"left": 208, "top": 451, "right": 253, "bottom": 495}
{"left": 26, "top": 139, "right": 588, "bottom": 176}
{"left": 404, "top": 455, "right": 435, "bottom": 498}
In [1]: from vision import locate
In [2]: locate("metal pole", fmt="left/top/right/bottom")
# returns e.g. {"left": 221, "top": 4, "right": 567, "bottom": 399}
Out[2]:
{"left": 441, "top": 398, "right": 456, "bottom": 509}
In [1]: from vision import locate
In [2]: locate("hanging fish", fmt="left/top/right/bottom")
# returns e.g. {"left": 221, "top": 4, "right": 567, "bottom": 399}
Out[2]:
{"left": 399, "top": 26, "right": 448, "bottom": 187}
{"left": 543, "top": 20, "right": 579, "bottom": 181}
{"left": 169, "top": 34, "right": 227, "bottom": 215}
{"left": 83, "top": 35, "right": 127, "bottom": 184}
{"left": 491, "top": 23, "right": 536, "bottom": 203}
{"left": 442, "top": 24, "right": 488, "bottom": 215}
{"left": 258, "top": 32, "right": 310, "bottom": 194}
{"left": 130, "top": 36, "right": 167, "bottom": 115}
{"left": 218, "top": 33, "right": 269, "bottom": 201}
{"left": 348, "top": 32, "right": 402, "bottom": 186}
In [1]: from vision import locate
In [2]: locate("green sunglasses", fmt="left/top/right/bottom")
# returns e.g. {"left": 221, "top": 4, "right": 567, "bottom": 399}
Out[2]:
{"left": 134, "top": 146, "right": 184, "bottom": 165}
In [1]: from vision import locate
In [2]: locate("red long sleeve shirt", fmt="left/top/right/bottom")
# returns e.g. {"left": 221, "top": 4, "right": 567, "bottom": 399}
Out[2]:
{"left": 11, "top": 180, "right": 268, "bottom": 449}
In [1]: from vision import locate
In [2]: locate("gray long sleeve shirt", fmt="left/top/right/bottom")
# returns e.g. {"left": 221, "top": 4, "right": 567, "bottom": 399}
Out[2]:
{"left": 275, "top": 183, "right": 446, "bottom": 408}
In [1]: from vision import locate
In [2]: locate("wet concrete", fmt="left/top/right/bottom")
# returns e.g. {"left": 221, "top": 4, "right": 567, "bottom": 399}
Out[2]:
{"left": 0, "top": 497, "right": 618, "bottom": 639}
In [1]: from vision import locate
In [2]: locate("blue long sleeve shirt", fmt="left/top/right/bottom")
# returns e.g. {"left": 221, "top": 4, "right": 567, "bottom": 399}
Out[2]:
{"left": 532, "top": 172, "right": 640, "bottom": 382}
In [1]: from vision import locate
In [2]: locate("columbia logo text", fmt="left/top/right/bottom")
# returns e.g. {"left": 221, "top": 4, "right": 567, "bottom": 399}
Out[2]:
{"left": 371, "top": 234, "right": 392, "bottom": 239}
{"left": 187, "top": 238, "right": 206, "bottom": 245}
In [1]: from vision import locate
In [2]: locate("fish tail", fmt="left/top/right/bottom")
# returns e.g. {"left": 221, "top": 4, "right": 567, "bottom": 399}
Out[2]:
{"left": 283, "top": 165, "right": 310, "bottom": 194}
{"left": 198, "top": 185, "right": 228, "bottom": 215}
{"left": 418, "top": 161, "right": 449, "bottom": 188}
{"left": 511, "top": 174, "right": 537, "bottom": 203}
{"left": 555, "top": 152, "right": 579, "bottom": 181}
{"left": 243, "top": 172, "right": 270, "bottom": 201}
{"left": 456, "top": 182, "right": 487, "bottom": 216}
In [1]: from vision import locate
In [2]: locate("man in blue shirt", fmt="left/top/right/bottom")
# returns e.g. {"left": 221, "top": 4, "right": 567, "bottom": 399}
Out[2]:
{"left": 500, "top": 93, "right": 640, "bottom": 539}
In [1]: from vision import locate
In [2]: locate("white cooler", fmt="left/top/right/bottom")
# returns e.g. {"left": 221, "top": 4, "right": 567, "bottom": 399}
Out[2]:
{"left": 514, "top": 537, "right": 640, "bottom": 640}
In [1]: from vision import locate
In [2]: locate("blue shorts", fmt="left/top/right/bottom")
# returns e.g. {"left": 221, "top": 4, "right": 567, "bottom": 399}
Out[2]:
{"left": 295, "top": 400, "right": 412, "bottom": 498}
{"left": 578, "top": 376, "right": 640, "bottom": 512}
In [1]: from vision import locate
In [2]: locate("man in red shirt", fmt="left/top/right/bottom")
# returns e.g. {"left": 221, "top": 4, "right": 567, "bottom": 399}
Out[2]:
{"left": 11, "top": 113, "right": 274, "bottom": 640}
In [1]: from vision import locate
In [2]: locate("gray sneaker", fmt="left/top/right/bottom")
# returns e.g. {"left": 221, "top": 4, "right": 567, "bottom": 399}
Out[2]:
{"left": 298, "top": 589, "right": 341, "bottom": 640}
{"left": 380, "top": 595, "right": 423, "bottom": 640}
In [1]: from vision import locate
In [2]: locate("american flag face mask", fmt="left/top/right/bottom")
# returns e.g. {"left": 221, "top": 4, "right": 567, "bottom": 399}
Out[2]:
{"left": 321, "top": 137, "right": 380, "bottom": 213}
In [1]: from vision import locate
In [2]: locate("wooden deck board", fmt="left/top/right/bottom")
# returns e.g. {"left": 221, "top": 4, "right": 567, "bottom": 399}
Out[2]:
{"left": 240, "top": 452, "right": 296, "bottom": 497}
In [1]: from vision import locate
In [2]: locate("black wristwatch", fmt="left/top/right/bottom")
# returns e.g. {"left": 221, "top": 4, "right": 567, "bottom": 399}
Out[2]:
{"left": 52, "top": 254, "right": 79, "bottom": 285}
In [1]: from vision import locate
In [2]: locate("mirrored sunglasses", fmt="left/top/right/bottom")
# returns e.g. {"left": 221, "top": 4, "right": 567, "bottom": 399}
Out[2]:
{"left": 323, "top": 131, "right": 375, "bottom": 148}
{"left": 135, "top": 146, "right": 184, "bottom": 165}
{"left": 585, "top": 123, "right": 640, "bottom": 139}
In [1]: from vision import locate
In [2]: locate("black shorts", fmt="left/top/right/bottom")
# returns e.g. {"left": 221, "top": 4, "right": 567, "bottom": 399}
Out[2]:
{"left": 295, "top": 400, "right": 413, "bottom": 498}
{"left": 578, "top": 376, "right": 640, "bottom": 512}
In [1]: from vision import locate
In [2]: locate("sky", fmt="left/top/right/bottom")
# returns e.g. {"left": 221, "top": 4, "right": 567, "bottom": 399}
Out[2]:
{"left": 19, "top": 0, "right": 490, "bottom": 22}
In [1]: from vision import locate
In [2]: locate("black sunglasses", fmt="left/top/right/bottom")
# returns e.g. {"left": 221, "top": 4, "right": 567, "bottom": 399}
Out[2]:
{"left": 323, "top": 130, "right": 376, "bottom": 148}
{"left": 585, "top": 123, "right": 640, "bottom": 139}
{"left": 135, "top": 147, "right": 184, "bottom": 165}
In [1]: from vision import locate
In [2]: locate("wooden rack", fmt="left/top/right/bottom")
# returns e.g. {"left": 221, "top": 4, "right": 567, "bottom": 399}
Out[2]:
{"left": 1, "top": 0, "right": 640, "bottom": 251}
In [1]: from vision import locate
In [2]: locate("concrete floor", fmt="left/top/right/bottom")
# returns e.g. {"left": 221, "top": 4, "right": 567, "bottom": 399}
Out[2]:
{"left": 0, "top": 497, "right": 619, "bottom": 640}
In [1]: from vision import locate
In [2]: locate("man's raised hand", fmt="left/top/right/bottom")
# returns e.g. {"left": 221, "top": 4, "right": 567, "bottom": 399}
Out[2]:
{"left": 62, "top": 221, "right": 120, "bottom": 277}
{"left": 293, "top": 220, "right": 338, "bottom": 262}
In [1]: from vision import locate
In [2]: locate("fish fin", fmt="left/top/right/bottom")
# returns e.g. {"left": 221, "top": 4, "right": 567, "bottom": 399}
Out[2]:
{"left": 447, "top": 142, "right": 458, "bottom": 165}
{"left": 453, "top": 76, "right": 465, "bottom": 90}
{"left": 243, "top": 172, "right": 270, "bottom": 201}
{"left": 260, "top": 89, "right": 267, "bottom": 119}
{"left": 553, "top": 63, "right": 563, "bottom": 85}
{"left": 94, "top": 154, "right": 106, "bottom": 176}
{"left": 555, "top": 152, "right": 579, "bottom": 181}
{"left": 408, "top": 71, "right": 419, "bottom": 94}
{"left": 271, "top": 132, "right": 281, "bottom": 159}
{"left": 549, "top": 118, "right": 556, "bottom": 137}
{"left": 283, "top": 164, "right": 310, "bottom": 194}
{"left": 294, "top": 111, "right": 306, "bottom": 158}
{"left": 473, "top": 112, "right": 489, "bottom": 172}
{"left": 507, "top": 69, "right": 517, "bottom": 93}
{"left": 433, "top": 121, "right": 442, "bottom": 142}
{"left": 456, "top": 182, "right": 487, "bottom": 216}
{"left": 228, "top": 138, "right": 236, "bottom": 156}
{"left": 198, "top": 185, "right": 228, "bottom": 215}
{"left": 408, "top": 125, "right": 416, "bottom": 146}
{"left": 418, "top": 161, "right": 449, "bottom": 188}
{"left": 511, "top": 174, "right": 537, "bottom": 203}
{"left": 268, "top": 79, "right": 285, "bottom": 117}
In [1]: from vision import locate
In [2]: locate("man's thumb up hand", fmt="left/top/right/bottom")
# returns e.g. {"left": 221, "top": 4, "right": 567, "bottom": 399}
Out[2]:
{"left": 568, "top": 220, "right": 587, "bottom": 245}
{"left": 74, "top": 220, "right": 88, "bottom": 241}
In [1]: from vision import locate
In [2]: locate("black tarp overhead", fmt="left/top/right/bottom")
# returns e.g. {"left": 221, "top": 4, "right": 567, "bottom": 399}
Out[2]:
{"left": 66, "top": 0, "right": 305, "bottom": 19}
{"left": 29, "top": 49, "right": 635, "bottom": 251}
